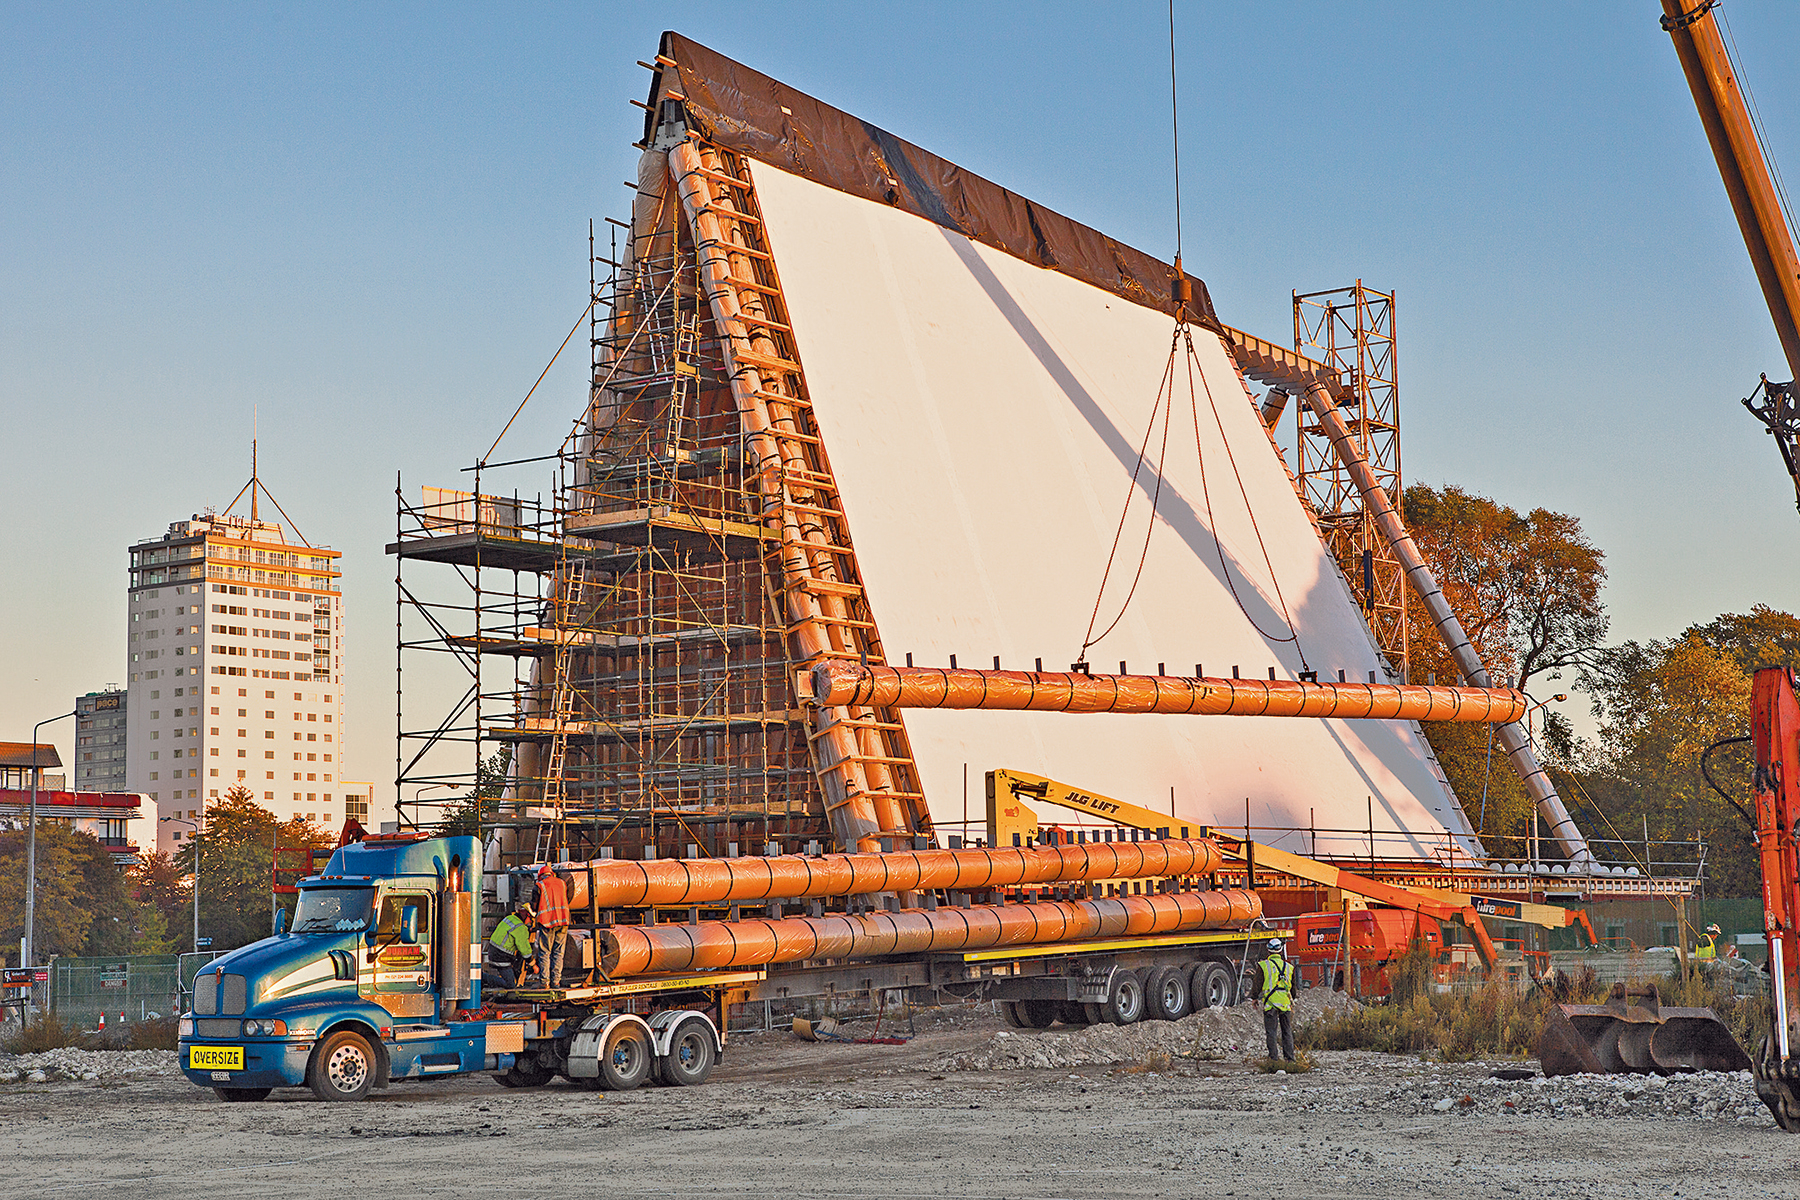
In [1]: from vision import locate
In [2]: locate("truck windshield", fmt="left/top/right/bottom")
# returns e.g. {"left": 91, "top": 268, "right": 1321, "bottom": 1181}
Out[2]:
{"left": 293, "top": 887, "right": 376, "bottom": 933}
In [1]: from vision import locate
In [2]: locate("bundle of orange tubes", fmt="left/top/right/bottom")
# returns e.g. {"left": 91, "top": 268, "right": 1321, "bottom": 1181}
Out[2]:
{"left": 807, "top": 661, "right": 1527, "bottom": 723}
{"left": 561, "top": 838, "right": 1223, "bottom": 909}
{"left": 599, "top": 888, "right": 1261, "bottom": 976}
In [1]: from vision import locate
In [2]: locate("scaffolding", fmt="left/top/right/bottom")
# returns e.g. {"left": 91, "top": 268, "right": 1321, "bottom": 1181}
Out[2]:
{"left": 1293, "top": 283, "right": 1408, "bottom": 681}
{"left": 391, "top": 134, "right": 929, "bottom": 873}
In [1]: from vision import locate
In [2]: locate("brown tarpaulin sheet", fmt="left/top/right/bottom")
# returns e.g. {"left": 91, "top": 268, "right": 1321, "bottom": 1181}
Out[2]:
{"left": 646, "top": 31, "right": 1218, "bottom": 329}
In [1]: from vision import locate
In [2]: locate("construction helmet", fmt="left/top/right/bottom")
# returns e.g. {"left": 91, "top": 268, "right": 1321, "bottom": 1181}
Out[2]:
{"left": 1707, "top": 923, "right": 1722, "bottom": 935}
{"left": 1267, "top": 937, "right": 1283, "bottom": 952}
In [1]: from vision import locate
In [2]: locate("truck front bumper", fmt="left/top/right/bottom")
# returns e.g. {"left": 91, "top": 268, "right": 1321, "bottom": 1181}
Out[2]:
{"left": 177, "top": 1038, "right": 314, "bottom": 1090}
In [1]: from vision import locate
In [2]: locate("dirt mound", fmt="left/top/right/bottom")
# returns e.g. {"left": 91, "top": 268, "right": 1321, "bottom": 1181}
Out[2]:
{"left": 928, "top": 990, "right": 1360, "bottom": 1071}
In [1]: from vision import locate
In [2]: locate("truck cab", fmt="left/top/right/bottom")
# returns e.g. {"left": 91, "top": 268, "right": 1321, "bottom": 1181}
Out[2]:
{"left": 177, "top": 833, "right": 498, "bottom": 1101}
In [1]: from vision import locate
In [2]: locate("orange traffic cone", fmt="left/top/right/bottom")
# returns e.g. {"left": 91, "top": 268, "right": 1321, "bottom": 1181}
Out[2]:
{"left": 97, "top": 1013, "right": 105, "bottom": 1032}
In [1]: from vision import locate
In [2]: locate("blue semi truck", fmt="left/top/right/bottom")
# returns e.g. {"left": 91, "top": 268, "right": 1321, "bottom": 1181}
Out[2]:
{"left": 177, "top": 832, "right": 733, "bottom": 1101}
{"left": 177, "top": 829, "right": 1269, "bottom": 1102}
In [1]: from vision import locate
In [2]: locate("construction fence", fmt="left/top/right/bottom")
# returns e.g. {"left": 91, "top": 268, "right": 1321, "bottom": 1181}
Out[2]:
{"left": 44, "top": 952, "right": 218, "bottom": 1029}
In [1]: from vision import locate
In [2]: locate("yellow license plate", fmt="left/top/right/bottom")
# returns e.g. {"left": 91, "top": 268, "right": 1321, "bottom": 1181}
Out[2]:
{"left": 188, "top": 1045, "right": 244, "bottom": 1070}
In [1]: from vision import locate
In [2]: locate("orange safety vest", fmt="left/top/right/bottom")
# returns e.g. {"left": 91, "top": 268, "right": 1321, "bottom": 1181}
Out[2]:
{"left": 534, "top": 870, "right": 571, "bottom": 928}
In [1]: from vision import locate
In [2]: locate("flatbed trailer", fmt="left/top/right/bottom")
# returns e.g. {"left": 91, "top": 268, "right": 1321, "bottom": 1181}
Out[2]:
{"left": 175, "top": 833, "right": 1286, "bottom": 1100}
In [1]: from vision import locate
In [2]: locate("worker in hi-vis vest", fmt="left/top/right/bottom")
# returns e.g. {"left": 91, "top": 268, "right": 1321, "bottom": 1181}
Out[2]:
{"left": 1256, "top": 937, "right": 1297, "bottom": 1061}
{"left": 1694, "top": 923, "right": 1723, "bottom": 962}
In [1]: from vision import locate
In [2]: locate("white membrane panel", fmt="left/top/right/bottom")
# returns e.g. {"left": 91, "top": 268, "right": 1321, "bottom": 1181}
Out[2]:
{"left": 748, "top": 161, "right": 1478, "bottom": 860}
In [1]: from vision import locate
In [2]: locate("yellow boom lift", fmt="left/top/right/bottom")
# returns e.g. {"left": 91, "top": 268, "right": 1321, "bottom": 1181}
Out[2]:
{"left": 985, "top": 768, "right": 1598, "bottom": 973}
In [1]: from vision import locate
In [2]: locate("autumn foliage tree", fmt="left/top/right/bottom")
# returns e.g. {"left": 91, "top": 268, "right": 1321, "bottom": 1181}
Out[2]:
{"left": 1571, "top": 607, "right": 1800, "bottom": 896}
{"left": 180, "top": 786, "right": 332, "bottom": 952}
{"left": 1400, "top": 484, "right": 1609, "bottom": 847}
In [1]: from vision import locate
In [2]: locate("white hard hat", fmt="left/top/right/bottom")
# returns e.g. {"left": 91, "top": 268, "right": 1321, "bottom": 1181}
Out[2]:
{"left": 1267, "top": 937, "right": 1283, "bottom": 952}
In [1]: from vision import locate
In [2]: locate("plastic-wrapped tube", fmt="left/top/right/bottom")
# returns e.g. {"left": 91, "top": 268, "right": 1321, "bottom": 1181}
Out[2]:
{"left": 565, "top": 838, "right": 1222, "bottom": 908}
{"left": 599, "top": 888, "right": 1262, "bottom": 976}
{"left": 808, "top": 661, "right": 1526, "bottom": 723}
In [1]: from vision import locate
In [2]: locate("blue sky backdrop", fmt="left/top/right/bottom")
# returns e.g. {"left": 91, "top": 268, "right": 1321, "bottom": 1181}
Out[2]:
{"left": 5, "top": 2, "right": 1799, "bottom": 808}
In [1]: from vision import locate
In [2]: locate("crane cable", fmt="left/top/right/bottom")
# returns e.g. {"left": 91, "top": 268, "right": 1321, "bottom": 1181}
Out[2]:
{"left": 1077, "top": 4, "right": 1309, "bottom": 671}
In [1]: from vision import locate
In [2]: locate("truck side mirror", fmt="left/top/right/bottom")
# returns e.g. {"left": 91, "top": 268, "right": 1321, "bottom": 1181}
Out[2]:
{"left": 399, "top": 905, "right": 419, "bottom": 945}
{"left": 274, "top": 908, "right": 290, "bottom": 935}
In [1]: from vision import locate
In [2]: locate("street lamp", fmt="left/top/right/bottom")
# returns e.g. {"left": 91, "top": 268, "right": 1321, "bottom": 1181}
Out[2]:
{"left": 24, "top": 710, "right": 75, "bottom": 972}
{"left": 161, "top": 816, "right": 201, "bottom": 953}
{"left": 1524, "top": 693, "right": 1569, "bottom": 749}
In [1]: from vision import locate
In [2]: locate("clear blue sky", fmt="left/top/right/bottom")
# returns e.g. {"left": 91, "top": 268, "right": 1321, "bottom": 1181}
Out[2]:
{"left": 6, "top": 2, "right": 1799, "bottom": 802}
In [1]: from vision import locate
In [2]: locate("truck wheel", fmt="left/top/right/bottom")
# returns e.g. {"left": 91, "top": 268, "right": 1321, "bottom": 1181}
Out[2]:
{"left": 1056, "top": 1000, "right": 1090, "bottom": 1026}
{"left": 1015, "top": 998, "right": 1059, "bottom": 1029}
{"left": 999, "top": 1000, "right": 1026, "bottom": 1028}
{"left": 659, "top": 1018, "right": 717, "bottom": 1087}
{"left": 214, "top": 1087, "right": 271, "bottom": 1102}
{"left": 1190, "top": 961, "right": 1235, "bottom": 1008}
{"left": 1082, "top": 1002, "right": 1106, "bottom": 1025}
{"left": 1103, "top": 969, "right": 1145, "bottom": 1025}
{"left": 1146, "top": 965, "right": 1190, "bottom": 1021}
{"left": 599, "top": 1022, "right": 652, "bottom": 1091}
{"left": 308, "top": 1029, "right": 375, "bottom": 1102}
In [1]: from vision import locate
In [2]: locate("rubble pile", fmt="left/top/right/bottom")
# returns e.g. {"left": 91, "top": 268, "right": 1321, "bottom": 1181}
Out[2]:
{"left": 0, "top": 1048, "right": 179, "bottom": 1083}
{"left": 929, "top": 991, "right": 1360, "bottom": 1072}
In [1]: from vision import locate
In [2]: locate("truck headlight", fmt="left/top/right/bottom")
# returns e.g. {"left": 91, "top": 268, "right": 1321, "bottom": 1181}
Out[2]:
{"left": 241, "top": 1019, "right": 288, "bottom": 1037}
{"left": 178, "top": 1017, "right": 193, "bottom": 1038}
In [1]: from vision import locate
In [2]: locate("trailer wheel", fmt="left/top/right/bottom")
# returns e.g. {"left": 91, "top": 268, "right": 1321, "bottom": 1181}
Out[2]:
{"left": 1103, "top": 969, "right": 1145, "bottom": 1025}
{"left": 214, "top": 1087, "right": 271, "bottom": 1102}
{"left": 659, "top": 1018, "right": 717, "bottom": 1087}
{"left": 1190, "top": 961, "right": 1236, "bottom": 1009}
{"left": 1082, "top": 1002, "right": 1106, "bottom": 1025}
{"left": 999, "top": 1000, "right": 1026, "bottom": 1028}
{"left": 1146, "top": 965, "right": 1190, "bottom": 1021}
{"left": 307, "top": 1029, "right": 375, "bottom": 1102}
{"left": 1014, "top": 998, "right": 1059, "bottom": 1029}
{"left": 599, "top": 1022, "right": 653, "bottom": 1091}
{"left": 1056, "top": 1000, "right": 1090, "bottom": 1026}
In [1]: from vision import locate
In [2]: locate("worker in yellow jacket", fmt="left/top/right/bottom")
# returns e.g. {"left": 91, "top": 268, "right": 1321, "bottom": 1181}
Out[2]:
{"left": 1694, "top": 923, "right": 1723, "bottom": 962}
{"left": 484, "top": 901, "right": 537, "bottom": 989}
{"left": 1256, "top": 937, "right": 1297, "bottom": 1061}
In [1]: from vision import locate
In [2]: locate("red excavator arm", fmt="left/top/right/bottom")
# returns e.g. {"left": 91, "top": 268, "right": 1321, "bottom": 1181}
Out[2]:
{"left": 1749, "top": 667, "right": 1800, "bottom": 1127}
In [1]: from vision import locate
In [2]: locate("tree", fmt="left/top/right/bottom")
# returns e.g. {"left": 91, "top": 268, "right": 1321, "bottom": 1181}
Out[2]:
{"left": 435, "top": 748, "right": 512, "bottom": 837}
{"left": 180, "top": 786, "right": 332, "bottom": 952}
{"left": 0, "top": 825, "right": 171, "bottom": 962}
{"left": 1403, "top": 485, "right": 1608, "bottom": 693}
{"left": 1576, "top": 630, "right": 1766, "bottom": 896}
{"left": 129, "top": 850, "right": 190, "bottom": 933}
{"left": 1689, "top": 605, "right": 1800, "bottom": 676}
{"left": 1401, "top": 485, "right": 1609, "bottom": 844}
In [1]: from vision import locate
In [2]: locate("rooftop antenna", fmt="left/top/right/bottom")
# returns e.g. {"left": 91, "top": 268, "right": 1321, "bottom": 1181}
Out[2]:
{"left": 250, "top": 407, "right": 260, "bottom": 524}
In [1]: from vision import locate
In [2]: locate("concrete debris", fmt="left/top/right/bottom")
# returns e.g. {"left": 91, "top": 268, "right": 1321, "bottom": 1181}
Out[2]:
{"left": 0, "top": 1048, "right": 178, "bottom": 1084}
{"left": 927, "top": 990, "right": 1360, "bottom": 1072}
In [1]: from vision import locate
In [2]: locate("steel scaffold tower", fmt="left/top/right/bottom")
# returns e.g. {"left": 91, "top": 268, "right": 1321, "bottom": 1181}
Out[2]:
{"left": 1293, "top": 283, "right": 1408, "bottom": 682}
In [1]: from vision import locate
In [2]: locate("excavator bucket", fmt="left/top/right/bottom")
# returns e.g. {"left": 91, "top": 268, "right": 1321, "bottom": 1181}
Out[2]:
{"left": 1539, "top": 983, "right": 1751, "bottom": 1076}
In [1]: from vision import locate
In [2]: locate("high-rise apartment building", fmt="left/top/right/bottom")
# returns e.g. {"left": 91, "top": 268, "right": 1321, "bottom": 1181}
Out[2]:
{"left": 74, "top": 688, "right": 128, "bottom": 792}
{"left": 126, "top": 494, "right": 347, "bottom": 856}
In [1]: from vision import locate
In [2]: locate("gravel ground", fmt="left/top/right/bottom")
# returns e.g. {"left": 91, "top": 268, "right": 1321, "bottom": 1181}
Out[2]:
{"left": 2, "top": 1002, "right": 1795, "bottom": 1198}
